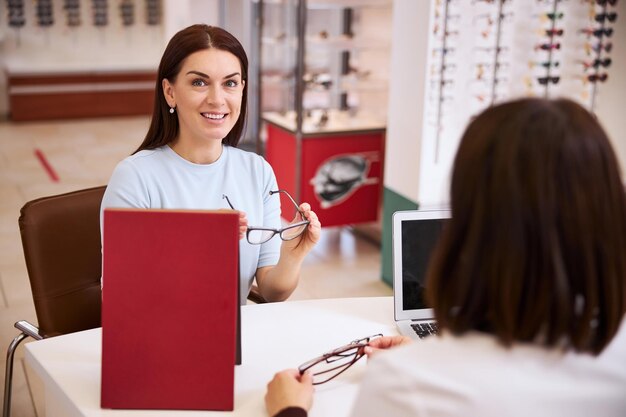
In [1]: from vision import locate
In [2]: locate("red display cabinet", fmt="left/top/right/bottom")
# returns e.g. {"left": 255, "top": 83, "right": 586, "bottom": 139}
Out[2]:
{"left": 264, "top": 111, "right": 385, "bottom": 228}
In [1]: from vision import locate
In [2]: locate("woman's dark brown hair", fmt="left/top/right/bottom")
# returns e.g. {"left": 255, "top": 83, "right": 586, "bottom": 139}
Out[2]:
{"left": 134, "top": 24, "right": 248, "bottom": 153}
{"left": 426, "top": 98, "right": 626, "bottom": 355}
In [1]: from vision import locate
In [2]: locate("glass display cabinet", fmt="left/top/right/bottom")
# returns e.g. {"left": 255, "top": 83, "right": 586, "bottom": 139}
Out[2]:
{"left": 256, "top": 0, "right": 392, "bottom": 227}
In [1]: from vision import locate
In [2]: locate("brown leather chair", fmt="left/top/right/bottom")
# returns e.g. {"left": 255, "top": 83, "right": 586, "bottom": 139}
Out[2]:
{"left": 3, "top": 186, "right": 106, "bottom": 417}
{"left": 3, "top": 186, "right": 266, "bottom": 417}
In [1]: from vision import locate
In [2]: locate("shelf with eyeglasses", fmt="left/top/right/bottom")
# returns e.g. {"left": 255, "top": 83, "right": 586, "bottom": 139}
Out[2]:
{"left": 258, "top": 0, "right": 392, "bottom": 115}
{"left": 422, "top": 0, "right": 621, "bottom": 168}
{"left": 474, "top": 1, "right": 616, "bottom": 107}
{"left": 262, "top": 33, "right": 389, "bottom": 51}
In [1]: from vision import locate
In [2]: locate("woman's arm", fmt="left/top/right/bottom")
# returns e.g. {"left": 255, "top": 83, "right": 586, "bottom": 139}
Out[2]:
{"left": 255, "top": 203, "right": 321, "bottom": 301}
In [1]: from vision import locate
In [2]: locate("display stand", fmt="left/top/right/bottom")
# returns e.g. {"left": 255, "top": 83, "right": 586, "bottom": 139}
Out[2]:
{"left": 264, "top": 110, "right": 384, "bottom": 227}
{"left": 258, "top": 0, "right": 392, "bottom": 227}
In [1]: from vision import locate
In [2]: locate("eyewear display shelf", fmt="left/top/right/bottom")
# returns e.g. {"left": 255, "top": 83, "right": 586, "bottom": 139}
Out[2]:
{"left": 257, "top": 0, "right": 392, "bottom": 227}
{"left": 419, "top": 0, "right": 621, "bottom": 203}
{"left": 264, "top": 110, "right": 385, "bottom": 228}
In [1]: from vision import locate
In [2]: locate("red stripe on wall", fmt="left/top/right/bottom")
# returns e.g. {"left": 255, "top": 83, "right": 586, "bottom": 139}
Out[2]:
{"left": 34, "top": 149, "right": 60, "bottom": 182}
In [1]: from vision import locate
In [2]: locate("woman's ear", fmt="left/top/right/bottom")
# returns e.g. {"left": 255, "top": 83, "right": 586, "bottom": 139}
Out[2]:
{"left": 162, "top": 78, "right": 175, "bottom": 107}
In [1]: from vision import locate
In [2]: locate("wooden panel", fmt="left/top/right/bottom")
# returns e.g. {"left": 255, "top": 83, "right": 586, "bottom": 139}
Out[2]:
{"left": 9, "top": 72, "right": 156, "bottom": 86}
{"left": 10, "top": 90, "right": 155, "bottom": 121}
{"left": 8, "top": 71, "right": 157, "bottom": 121}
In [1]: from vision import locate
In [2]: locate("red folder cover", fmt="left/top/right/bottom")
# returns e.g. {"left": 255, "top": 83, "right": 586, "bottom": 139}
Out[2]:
{"left": 101, "top": 208, "right": 239, "bottom": 410}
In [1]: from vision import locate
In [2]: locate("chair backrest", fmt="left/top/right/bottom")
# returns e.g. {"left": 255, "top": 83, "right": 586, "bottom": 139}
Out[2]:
{"left": 19, "top": 186, "right": 106, "bottom": 337}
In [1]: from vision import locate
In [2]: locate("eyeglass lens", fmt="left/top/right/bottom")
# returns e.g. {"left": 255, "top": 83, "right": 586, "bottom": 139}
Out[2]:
{"left": 246, "top": 229, "right": 277, "bottom": 245}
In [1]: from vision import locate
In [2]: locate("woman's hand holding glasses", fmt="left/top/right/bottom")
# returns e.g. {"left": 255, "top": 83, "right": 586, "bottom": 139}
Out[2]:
{"left": 223, "top": 190, "right": 321, "bottom": 258}
{"left": 265, "top": 369, "right": 314, "bottom": 417}
{"left": 280, "top": 201, "right": 321, "bottom": 260}
{"left": 363, "top": 335, "right": 413, "bottom": 357}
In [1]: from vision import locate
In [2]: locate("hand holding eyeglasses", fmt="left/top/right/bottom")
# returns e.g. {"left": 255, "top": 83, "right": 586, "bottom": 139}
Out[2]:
{"left": 362, "top": 335, "right": 413, "bottom": 357}
{"left": 280, "top": 201, "right": 321, "bottom": 260}
{"left": 265, "top": 369, "right": 314, "bottom": 417}
{"left": 223, "top": 190, "right": 320, "bottom": 253}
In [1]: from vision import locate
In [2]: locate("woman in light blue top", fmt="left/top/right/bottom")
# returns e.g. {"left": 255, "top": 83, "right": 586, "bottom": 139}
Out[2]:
{"left": 101, "top": 25, "right": 321, "bottom": 303}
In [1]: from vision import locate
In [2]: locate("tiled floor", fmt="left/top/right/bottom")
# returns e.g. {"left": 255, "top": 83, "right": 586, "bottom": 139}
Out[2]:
{"left": 0, "top": 116, "right": 391, "bottom": 417}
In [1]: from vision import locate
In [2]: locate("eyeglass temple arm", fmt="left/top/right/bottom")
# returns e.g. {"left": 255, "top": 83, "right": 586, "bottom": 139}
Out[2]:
{"left": 269, "top": 189, "right": 306, "bottom": 216}
{"left": 222, "top": 194, "right": 235, "bottom": 210}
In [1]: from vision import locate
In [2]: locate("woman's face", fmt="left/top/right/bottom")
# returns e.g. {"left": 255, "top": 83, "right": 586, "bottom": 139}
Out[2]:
{"left": 163, "top": 48, "right": 245, "bottom": 144}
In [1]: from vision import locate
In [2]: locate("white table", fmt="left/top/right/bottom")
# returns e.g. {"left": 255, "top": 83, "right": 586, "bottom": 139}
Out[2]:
{"left": 25, "top": 297, "right": 397, "bottom": 417}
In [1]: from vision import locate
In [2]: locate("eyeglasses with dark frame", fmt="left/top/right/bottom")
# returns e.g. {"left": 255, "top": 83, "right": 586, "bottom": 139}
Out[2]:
{"left": 298, "top": 334, "right": 382, "bottom": 385}
{"left": 222, "top": 189, "right": 310, "bottom": 245}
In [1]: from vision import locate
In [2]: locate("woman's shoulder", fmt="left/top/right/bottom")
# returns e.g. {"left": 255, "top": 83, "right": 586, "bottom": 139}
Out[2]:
{"left": 114, "top": 147, "right": 168, "bottom": 170}
{"left": 226, "top": 146, "right": 272, "bottom": 170}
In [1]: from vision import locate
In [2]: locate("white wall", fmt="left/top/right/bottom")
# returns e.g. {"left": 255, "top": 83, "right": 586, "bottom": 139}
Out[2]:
{"left": 383, "top": 0, "right": 432, "bottom": 206}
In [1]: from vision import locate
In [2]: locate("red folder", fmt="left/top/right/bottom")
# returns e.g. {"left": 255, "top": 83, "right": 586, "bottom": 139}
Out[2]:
{"left": 101, "top": 208, "right": 239, "bottom": 410}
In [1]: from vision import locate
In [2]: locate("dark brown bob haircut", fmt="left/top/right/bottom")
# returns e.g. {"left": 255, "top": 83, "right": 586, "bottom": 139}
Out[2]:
{"left": 426, "top": 98, "right": 626, "bottom": 355}
{"left": 134, "top": 24, "right": 248, "bottom": 153}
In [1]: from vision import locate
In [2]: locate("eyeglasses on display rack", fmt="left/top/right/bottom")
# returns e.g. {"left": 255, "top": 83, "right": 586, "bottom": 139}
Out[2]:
{"left": 586, "top": 73, "right": 609, "bottom": 82}
{"left": 7, "top": 0, "right": 26, "bottom": 28}
{"left": 473, "top": 12, "right": 514, "bottom": 26}
{"left": 36, "top": 0, "right": 54, "bottom": 27}
{"left": 64, "top": 0, "right": 81, "bottom": 27}
{"left": 119, "top": 0, "right": 134, "bottom": 26}
{"left": 584, "top": 41, "right": 613, "bottom": 54}
{"left": 537, "top": 76, "right": 560, "bottom": 85}
{"left": 222, "top": 190, "right": 309, "bottom": 245}
{"left": 529, "top": 60, "right": 559, "bottom": 68}
{"left": 582, "top": 58, "right": 612, "bottom": 69}
{"left": 544, "top": 28, "right": 564, "bottom": 37}
{"left": 92, "top": 0, "right": 108, "bottom": 26}
{"left": 298, "top": 334, "right": 382, "bottom": 385}
{"left": 535, "top": 42, "right": 561, "bottom": 51}
{"left": 595, "top": 12, "right": 618, "bottom": 23}
{"left": 596, "top": 0, "right": 618, "bottom": 6}
{"left": 580, "top": 27, "right": 614, "bottom": 38}
{"left": 146, "top": 0, "right": 160, "bottom": 25}
{"left": 540, "top": 12, "right": 564, "bottom": 21}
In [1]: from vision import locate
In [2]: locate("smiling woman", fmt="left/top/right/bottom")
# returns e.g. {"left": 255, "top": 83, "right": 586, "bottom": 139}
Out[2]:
{"left": 100, "top": 25, "right": 321, "bottom": 304}
{"left": 162, "top": 48, "right": 245, "bottom": 163}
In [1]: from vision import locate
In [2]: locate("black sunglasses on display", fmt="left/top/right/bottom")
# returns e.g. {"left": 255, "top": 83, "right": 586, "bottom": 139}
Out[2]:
{"left": 537, "top": 76, "right": 560, "bottom": 85}
{"left": 595, "top": 12, "right": 618, "bottom": 23}
{"left": 596, "top": 0, "right": 618, "bottom": 6}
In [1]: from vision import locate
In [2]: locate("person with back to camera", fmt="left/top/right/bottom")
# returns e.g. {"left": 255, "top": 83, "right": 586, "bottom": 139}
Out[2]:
{"left": 265, "top": 98, "right": 626, "bottom": 417}
{"left": 100, "top": 24, "right": 321, "bottom": 303}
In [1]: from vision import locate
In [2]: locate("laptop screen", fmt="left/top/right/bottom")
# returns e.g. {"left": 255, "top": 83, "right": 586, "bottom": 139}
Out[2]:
{"left": 392, "top": 210, "right": 451, "bottom": 320}
{"left": 400, "top": 217, "right": 447, "bottom": 310}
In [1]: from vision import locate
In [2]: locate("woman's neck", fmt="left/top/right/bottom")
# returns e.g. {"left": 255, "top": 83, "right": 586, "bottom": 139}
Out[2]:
{"left": 169, "top": 138, "right": 223, "bottom": 164}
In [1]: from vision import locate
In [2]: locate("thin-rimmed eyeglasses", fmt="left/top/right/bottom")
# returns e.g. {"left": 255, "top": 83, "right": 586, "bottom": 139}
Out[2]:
{"left": 298, "top": 334, "right": 382, "bottom": 385}
{"left": 223, "top": 189, "right": 310, "bottom": 245}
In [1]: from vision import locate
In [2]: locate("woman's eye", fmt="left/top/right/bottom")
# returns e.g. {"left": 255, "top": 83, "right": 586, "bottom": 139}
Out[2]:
{"left": 192, "top": 79, "right": 207, "bottom": 87}
{"left": 225, "top": 80, "right": 238, "bottom": 88}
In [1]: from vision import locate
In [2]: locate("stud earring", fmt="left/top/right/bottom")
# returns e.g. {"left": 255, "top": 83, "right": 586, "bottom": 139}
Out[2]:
{"left": 169, "top": 106, "right": 175, "bottom": 114}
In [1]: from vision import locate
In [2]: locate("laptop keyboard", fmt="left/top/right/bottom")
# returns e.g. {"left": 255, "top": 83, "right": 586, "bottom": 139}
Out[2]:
{"left": 410, "top": 321, "right": 439, "bottom": 339}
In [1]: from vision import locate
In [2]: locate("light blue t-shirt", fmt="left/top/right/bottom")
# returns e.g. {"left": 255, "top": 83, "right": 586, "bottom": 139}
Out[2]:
{"left": 100, "top": 144, "right": 282, "bottom": 304}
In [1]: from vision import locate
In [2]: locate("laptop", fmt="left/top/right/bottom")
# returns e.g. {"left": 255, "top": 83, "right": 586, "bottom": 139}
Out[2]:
{"left": 392, "top": 209, "right": 451, "bottom": 340}
{"left": 101, "top": 208, "right": 239, "bottom": 411}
